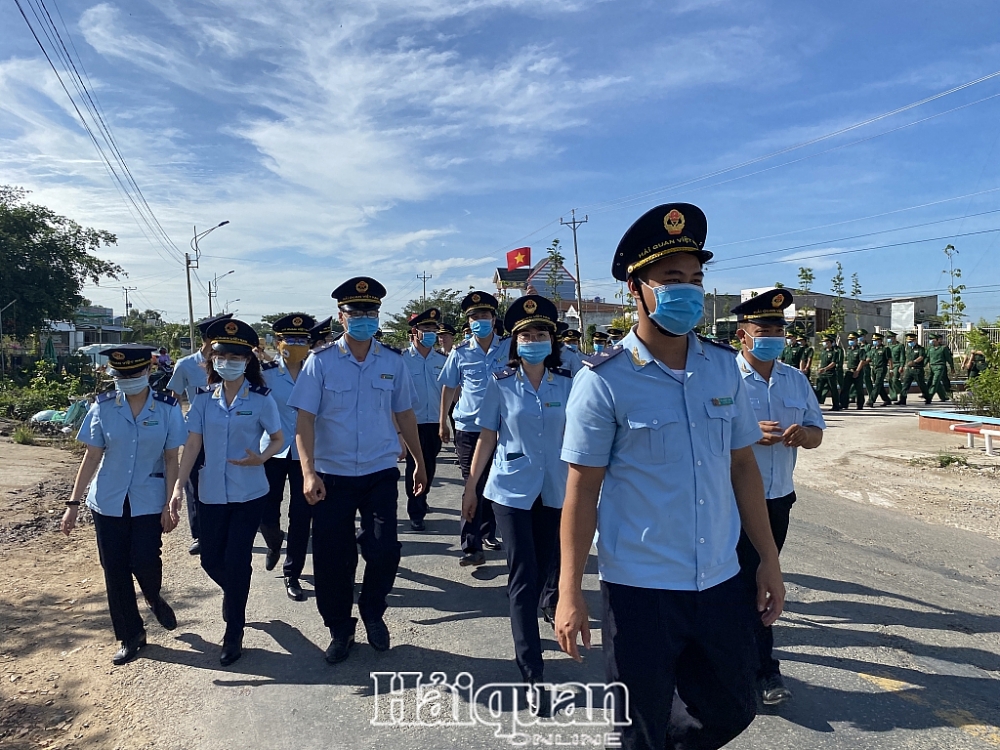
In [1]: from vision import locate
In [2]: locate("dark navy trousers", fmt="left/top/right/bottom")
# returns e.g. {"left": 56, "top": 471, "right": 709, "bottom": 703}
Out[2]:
{"left": 405, "top": 423, "right": 442, "bottom": 522}
{"left": 454, "top": 429, "right": 496, "bottom": 552}
{"left": 259, "top": 456, "right": 314, "bottom": 579}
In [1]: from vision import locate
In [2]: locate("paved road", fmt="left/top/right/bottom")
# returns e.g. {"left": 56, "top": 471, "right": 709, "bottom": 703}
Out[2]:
{"left": 139, "top": 448, "right": 1000, "bottom": 749}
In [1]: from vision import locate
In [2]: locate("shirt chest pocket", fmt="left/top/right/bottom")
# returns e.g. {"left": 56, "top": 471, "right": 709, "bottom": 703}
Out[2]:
{"left": 461, "top": 362, "right": 487, "bottom": 386}
{"left": 626, "top": 409, "right": 681, "bottom": 464}
{"left": 324, "top": 380, "right": 354, "bottom": 410}
{"left": 781, "top": 396, "right": 807, "bottom": 426}
{"left": 704, "top": 402, "right": 735, "bottom": 457}
{"left": 369, "top": 376, "right": 395, "bottom": 409}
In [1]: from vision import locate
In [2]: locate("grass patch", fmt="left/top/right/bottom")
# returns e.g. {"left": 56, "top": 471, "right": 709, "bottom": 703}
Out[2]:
{"left": 12, "top": 424, "right": 36, "bottom": 445}
{"left": 937, "top": 453, "right": 968, "bottom": 468}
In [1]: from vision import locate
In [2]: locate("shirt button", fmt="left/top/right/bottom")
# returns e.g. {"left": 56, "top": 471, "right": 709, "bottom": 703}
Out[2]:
{"left": 652, "top": 419, "right": 658, "bottom": 425}
{"left": 690, "top": 421, "right": 696, "bottom": 427}
{"left": 697, "top": 460, "right": 702, "bottom": 466}
{"left": 701, "top": 573, "right": 706, "bottom": 579}
{"left": 699, "top": 498, "right": 705, "bottom": 505}
{"left": 699, "top": 538, "right": 705, "bottom": 544}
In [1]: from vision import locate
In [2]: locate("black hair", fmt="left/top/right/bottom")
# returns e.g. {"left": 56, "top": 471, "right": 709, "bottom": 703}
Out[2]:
{"left": 206, "top": 351, "right": 265, "bottom": 387}
{"left": 506, "top": 328, "right": 562, "bottom": 370}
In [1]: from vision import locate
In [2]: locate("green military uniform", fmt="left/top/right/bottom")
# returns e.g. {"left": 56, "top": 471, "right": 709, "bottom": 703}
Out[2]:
{"left": 856, "top": 329, "right": 874, "bottom": 400}
{"left": 898, "top": 334, "right": 930, "bottom": 405}
{"left": 884, "top": 332, "right": 903, "bottom": 401}
{"left": 967, "top": 351, "right": 988, "bottom": 380}
{"left": 780, "top": 338, "right": 803, "bottom": 368}
{"left": 865, "top": 333, "right": 893, "bottom": 406}
{"left": 926, "top": 335, "right": 954, "bottom": 402}
{"left": 841, "top": 333, "right": 866, "bottom": 409}
{"left": 815, "top": 335, "right": 842, "bottom": 410}
{"left": 796, "top": 335, "right": 814, "bottom": 381}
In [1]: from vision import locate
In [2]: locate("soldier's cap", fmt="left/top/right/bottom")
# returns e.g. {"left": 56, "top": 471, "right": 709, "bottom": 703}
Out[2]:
{"left": 271, "top": 312, "right": 316, "bottom": 337}
{"left": 796, "top": 332, "right": 808, "bottom": 340}
{"left": 823, "top": 334, "right": 836, "bottom": 342}
{"left": 606, "top": 327, "right": 625, "bottom": 337}
{"left": 197, "top": 312, "right": 233, "bottom": 337}
{"left": 461, "top": 291, "right": 499, "bottom": 315}
{"left": 847, "top": 332, "right": 858, "bottom": 340}
{"left": 102, "top": 344, "right": 156, "bottom": 376}
{"left": 884, "top": 330, "right": 897, "bottom": 338}
{"left": 871, "top": 332, "right": 883, "bottom": 340}
{"left": 437, "top": 322, "right": 457, "bottom": 336}
{"left": 409, "top": 308, "right": 441, "bottom": 328}
{"left": 562, "top": 328, "right": 582, "bottom": 341}
{"left": 504, "top": 294, "right": 558, "bottom": 336}
{"left": 905, "top": 332, "right": 918, "bottom": 340}
{"left": 592, "top": 331, "right": 611, "bottom": 343}
{"left": 556, "top": 321, "right": 569, "bottom": 335}
{"left": 931, "top": 332, "right": 945, "bottom": 340}
{"left": 856, "top": 329, "right": 869, "bottom": 337}
{"left": 332, "top": 277, "right": 386, "bottom": 311}
{"left": 309, "top": 316, "right": 333, "bottom": 344}
{"left": 730, "top": 288, "right": 793, "bottom": 325}
{"left": 612, "top": 203, "right": 712, "bottom": 282}
{"left": 206, "top": 317, "right": 259, "bottom": 354}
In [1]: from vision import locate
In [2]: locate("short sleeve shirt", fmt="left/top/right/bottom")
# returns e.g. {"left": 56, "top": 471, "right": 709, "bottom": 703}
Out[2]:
{"left": 288, "top": 338, "right": 415, "bottom": 477}
{"left": 437, "top": 335, "right": 509, "bottom": 431}
{"left": 76, "top": 390, "right": 187, "bottom": 517}
{"left": 560, "top": 330, "right": 762, "bottom": 592}
{"left": 166, "top": 351, "right": 207, "bottom": 402}
{"left": 260, "top": 361, "right": 302, "bottom": 459}
{"left": 477, "top": 367, "right": 572, "bottom": 510}
{"left": 736, "top": 353, "right": 825, "bottom": 500}
{"left": 186, "top": 383, "right": 282, "bottom": 504}
{"left": 403, "top": 344, "right": 448, "bottom": 424}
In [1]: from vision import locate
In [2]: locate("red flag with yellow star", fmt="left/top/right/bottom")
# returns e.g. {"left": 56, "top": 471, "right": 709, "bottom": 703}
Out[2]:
{"left": 506, "top": 247, "right": 531, "bottom": 271}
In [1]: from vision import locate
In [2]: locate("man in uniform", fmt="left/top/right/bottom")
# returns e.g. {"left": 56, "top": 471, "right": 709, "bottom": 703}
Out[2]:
{"left": 560, "top": 328, "right": 585, "bottom": 375}
{"left": 592, "top": 330, "right": 610, "bottom": 353}
{"left": 865, "top": 332, "right": 894, "bottom": 406}
{"left": 731, "top": 289, "right": 825, "bottom": 706}
{"left": 607, "top": 326, "right": 625, "bottom": 346}
{"left": 814, "top": 334, "right": 842, "bottom": 410}
{"left": 796, "top": 332, "right": 813, "bottom": 380}
{"left": 897, "top": 333, "right": 930, "bottom": 405}
{"left": 884, "top": 331, "right": 904, "bottom": 401}
{"left": 557, "top": 203, "right": 784, "bottom": 750}
{"left": 309, "top": 317, "right": 335, "bottom": 349}
{"left": 437, "top": 322, "right": 457, "bottom": 356}
{"left": 167, "top": 312, "right": 233, "bottom": 555}
{"left": 927, "top": 333, "right": 954, "bottom": 402}
{"left": 438, "top": 291, "right": 507, "bottom": 565}
{"left": 779, "top": 333, "right": 802, "bottom": 368}
{"left": 290, "top": 277, "right": 428, "bottom": 662}
{"left": 840, "top": 332, "right": 867, "bottom": 410}
{"left": 402, "top": 308, "right": 448, "bottom": 530}
{"left": 856, "top": 329, "right": 874, "bottom": 399}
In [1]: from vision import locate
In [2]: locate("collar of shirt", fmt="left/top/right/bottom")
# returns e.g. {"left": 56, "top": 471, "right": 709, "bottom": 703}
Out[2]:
{"left": 110, "top": 390, "right": 156, "bottom": 423}
{"left": 618, "top": 329, "right": 709, "bottom": 375}
{"left": 407, "top": 343, "right": 434, "bottom": 359}
{"left": 336, "top": 336, "right": 387, "bottom": 363}
{"left": 736, "top": 352, "right": 793, "bottom": 383}
{"left": 467, "top": 334, "right": 501, "bottom": 356}
{"left": 208, "top": 382, "right": 252, "bottom": 408}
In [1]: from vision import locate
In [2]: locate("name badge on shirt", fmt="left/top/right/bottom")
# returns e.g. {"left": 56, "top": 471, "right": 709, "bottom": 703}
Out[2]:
{"left": 544, "top": 402, "right": 562, "bottom": 408}
{"left": 142, "top": 420, "right": 159, "bottom": 426}
{"left": 711, "top": 397, "right": 734, "bottom": 406}
{"left": 236, "top": 410, "right": 253, "bottom": 416}
{"left": 380, "top": 374, "right": 394, "bottom": 380}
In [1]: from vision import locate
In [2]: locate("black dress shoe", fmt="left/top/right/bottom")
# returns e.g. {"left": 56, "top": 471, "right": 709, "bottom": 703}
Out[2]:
{"left": 364, "top": 618, "right": 391, "bottom": 652}
{"left": 220, "top": 637, "right": 243, "bottom": 667}
{"left": 146, "top": 596, "right": 177, "bottom": 630}
{"left": 188, "top": 540, "right": 201, "bottom": 555}
{"left": 112, "top": 632, "right": 147, "bottom": 666}
{"left": 759, "top": 673, "right": 792, "bottom": 706}
{"left": 410, "top": 518, "right": 426, "bottom": 531}
{"left": 265, "top": 546, "right": 281, "bottom": 572}
{"left": 324, "top": 635, "right": 355, "bottom": 664}
{"left": 459, "top": 551, "right": 486, "bottom": 567}
{"left": 483, "top": 536, "right": 503, "bottom": 551}
{"left": 284, "top": 576, "right": 306, "bottom": 601}
{"left": 526, "top": 683, "right": 552, "bottom": 717}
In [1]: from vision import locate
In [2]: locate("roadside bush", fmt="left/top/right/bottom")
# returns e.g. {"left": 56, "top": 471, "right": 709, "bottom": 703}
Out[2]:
{"left": 955, "top": 369, "right": 1000, "bottom": 418}
{"left": 12, "top": 424, "right": 35, "bottom": 445}
{"left": 0, "top": 360, "right": 91, "bottom": 420}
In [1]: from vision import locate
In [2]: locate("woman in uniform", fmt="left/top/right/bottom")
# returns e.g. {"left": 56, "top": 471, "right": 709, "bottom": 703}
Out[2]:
{"left": 171, "top": 318, "right": 284, "bottom": 666}
{"left": 460, "top": 295, "right": 572, "bottom": 716}
{"left": 61, "top": 345, "right": 187, "bottom": 665}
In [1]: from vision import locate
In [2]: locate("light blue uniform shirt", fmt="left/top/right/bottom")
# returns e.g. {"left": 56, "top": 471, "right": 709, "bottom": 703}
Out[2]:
{"left": 403, "top": 343, "right": 447, "bottom": 424}
{"left": 288, "top": 338, "right": 415, "bottom": 477}
{"left": 477, "top": 366, "right": 572, "bottom": 510}
{"left": 736, "top": 353, "right": 825, "bottom": 500}
{"left": 560, "top": 345, "right": 585, "bottom": 376}
{"left": 260, "top": 359, "right": 302, "bottom": 459}
{"left": 77, "top": 390, "right": 187, "bottom": 517}
{"left": 186, "top": 383, "right": 282, "bottom": 504}
{"left": 166, "top": 351, "right": 207, "bottom": 403}
{"left": 561, "top": 330, "right": 762, "bottom": 592}
{"left": 437, "top": 334, "right": 509, "bottom": 432}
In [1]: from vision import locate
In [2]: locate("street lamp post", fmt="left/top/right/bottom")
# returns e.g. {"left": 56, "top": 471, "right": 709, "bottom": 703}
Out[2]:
{"left": 187, "top": 221, "right": 230, "bottom": 354}
{"left": 223, "top": 299, "right": 240, "bottom": 315}
{"left": 208, "top": 270, "right": 235, "bottom": 317}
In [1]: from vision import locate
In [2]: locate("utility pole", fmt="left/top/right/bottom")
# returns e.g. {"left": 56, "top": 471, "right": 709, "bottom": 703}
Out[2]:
{"left": 208, "top": 279, "right": 214, "bottom": 317}
{"left": 417, "top": 271, "right": 433, "bottom": 303}
{"left": 122, "top": 286, "right": 137, "bottom": 315}
{"left": 560, "top": 209, "right": 588, "bottom": 345}
{"left": 0, "top": 300, "right": 15, "bottom": 381}
{"left": 209, "top": 270, "right": 235, "bottom": 317}
{"left": 187, "top": 221, "right": 230, "bottom": 354}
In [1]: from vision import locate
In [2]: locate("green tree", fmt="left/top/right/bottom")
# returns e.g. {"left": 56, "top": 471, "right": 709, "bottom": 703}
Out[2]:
{"left": 797, "top": 267, "right": 815, "bottom": 335}
{"left": 0, "top": 186, "right": 123, "bottom": 340}
{"left": 850, "top": 271, "right": 862, "bottom": 329}
{"left": 941, "top": 244, "right": 966, "bottom": 342}
{"left": 829, "top": 262, "right": 846, "bottom": 334}
{"left": 544, "top": 239, "right": 565, "bottom": 305}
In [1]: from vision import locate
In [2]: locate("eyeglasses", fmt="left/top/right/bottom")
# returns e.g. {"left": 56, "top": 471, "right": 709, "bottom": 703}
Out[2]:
{"left": 516, "top": 332, "right": 551, "bottom": 343}
{"left": 280, "top": 337, "right": 310, "bottom": 346}
{"left": 344, "top": 311, "right": 379, "bottom": 320}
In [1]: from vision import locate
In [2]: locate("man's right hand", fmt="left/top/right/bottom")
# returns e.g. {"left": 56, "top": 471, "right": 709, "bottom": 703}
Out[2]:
{"left": 757, "top": 420, "right": 784, "bottom": 446}
{"left": 439, "top": 421, "right": 451, "bottom": 444}
{"left": 304, "top": 470, "right": 326, "bottom": 505}
{"left": 556, "top": 589, "right": 591, "bottom": 662}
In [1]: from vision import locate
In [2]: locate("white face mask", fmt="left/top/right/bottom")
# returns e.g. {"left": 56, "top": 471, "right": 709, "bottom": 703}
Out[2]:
{"left": 115, "top": 375, "right": 149, "bottom": 395}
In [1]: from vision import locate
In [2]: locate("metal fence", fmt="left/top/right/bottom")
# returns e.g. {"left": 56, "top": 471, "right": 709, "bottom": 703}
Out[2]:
{"left": 916, "top": 327, "right": 1000, "bottom": 352}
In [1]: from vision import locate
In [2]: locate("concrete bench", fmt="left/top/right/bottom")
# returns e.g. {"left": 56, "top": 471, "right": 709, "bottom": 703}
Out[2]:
{"left": 982, "top": 429, "right": 1000, "bottom": 457}
{"left": 950, "top": 423, "right": 985, "bottom": 449}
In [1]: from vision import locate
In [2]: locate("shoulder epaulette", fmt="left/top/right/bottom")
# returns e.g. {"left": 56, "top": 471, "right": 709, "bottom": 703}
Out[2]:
{"left": 195, "top": 385, "right": 214, "bottom": 395}
{"left": 584, "top": 345, "right": 625, "bottom": 368}
{"left": 697, "top": 334, "right": 737, "bottom": 354}
{"left": 249, "top": 383, "right": 272, "bottom": 396}
{"left": 261, "top": 361, "right": 279, "bottom": 371}
{"left": 550, "top": 367, "right": 573, "bottom": 378}
{"left": 493, "top": 367, "right": 517, "bottom": 380}
{"left": 151, "top": 391, "right": 178, "bottom": 406}
{"left": 379, "top": 342, "right": 402, "bottom": 355}
{"left": 97, "top": 390, "right": 116, "bottom": 403}
{"left": 312, "top": 340, "right": 336, "bottom": 355}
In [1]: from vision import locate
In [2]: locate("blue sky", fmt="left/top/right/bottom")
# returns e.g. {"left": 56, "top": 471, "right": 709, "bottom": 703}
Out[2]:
{"left": 3, "top": 0, "right": 1000, "bottom": 324}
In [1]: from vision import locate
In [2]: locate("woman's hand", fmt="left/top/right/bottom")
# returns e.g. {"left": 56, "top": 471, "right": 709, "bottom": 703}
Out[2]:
{"left": 461, "top": 483, "right": 478, "bottom": 523}
{"left": 60, "top": 505, "right": 79, "bottom": 535}
{"left": 228, "top": 449, "right": 266, "bottom": 467}
{"left": 160, "top": 504, "right": 178, "bottom": 534}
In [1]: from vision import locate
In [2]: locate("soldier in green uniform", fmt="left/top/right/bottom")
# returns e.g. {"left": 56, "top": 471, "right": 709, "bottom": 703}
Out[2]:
{"left": 927, "top": 333, "right": 954, "bottom": 402}
{"left": 840, "top": 332, "right": 867, "bottom": 410}
{"left": 797, "top": 333, "right": 814, "bottom": 381}
{"left": 897, "top": 333, "right": 931, "bottom": 405}
{"left": 885, "top": 331, "right": 903, "bottom": 401}
{"left": 815, "top": 334, "right": 842, "bottom": 410}
{"left": 964, "top": 346, "right": 989, "bottom": 381}
{"left": 856, "top": 329, "right": 873, "bottom": 400}
{"left": 780, "top": 333, "right": 803, "bottom": 368}
{"left": 865, "top": 332, "right": 893, "bottom": 406}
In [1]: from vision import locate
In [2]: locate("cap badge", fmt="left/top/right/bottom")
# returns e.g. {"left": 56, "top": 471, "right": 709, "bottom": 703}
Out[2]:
{"left": 111, "top": 351, "right": 125, "bottom": 361}
{"left": 356, "top": 280, "right": 369, "bottom": 294}
{"left": 429, "top": 310, "right": 437, "bottom": 318}
{"left": 472, "top": 293, "right": 481, "bottom": 303}
{"left": 523, "top": 299, "right": 538, "bottom": 314}
{"left": 224, "top": 321, "right": 239, "bottom": 335}
{"left": 771, "top": 293, "right": 785, "bottom": 308}
{"left": 292, "top": 316, "right": 303, "bottom": 327}
{"left": 664, "top": 209, "right": 685, "bottom": 236}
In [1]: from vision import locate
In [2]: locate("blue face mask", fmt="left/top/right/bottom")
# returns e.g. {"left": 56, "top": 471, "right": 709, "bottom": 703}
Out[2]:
{"left": 643, "top": 282, "right": 705, "bottom": 336}
{"left": 747, "top": 335, "right": 785, "bottom": 362}
{"left": 420, "top": 331, "right": 437, "bottom": 348}
{"left": 469, "top": 318, "right": 494, "bottom": 339}
{"left": 594, "top": 343, "right": 605, "bottom": 354}
{"left": 848, "top": 341, "right": 857, "bottom": 347}
{"left": 347, "top": 316, "right": 379, "bottom": 341}
{"left": 519, "top": 340, "right": 551, "bottom": 364}
{"left": 907, "top": 341, "right": 915, "bottom": 348}
{"left": 213, "top": 359, "right": 247, "bottom": 381}
{"left": 566, "top": 343, "right": 578, "bottom": 352}
{"left": 115, "top": 375, "right": 149, "bottom": 395}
